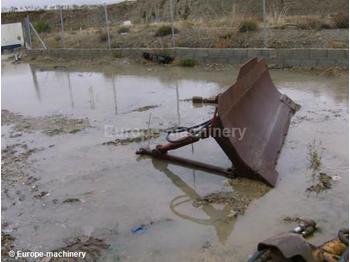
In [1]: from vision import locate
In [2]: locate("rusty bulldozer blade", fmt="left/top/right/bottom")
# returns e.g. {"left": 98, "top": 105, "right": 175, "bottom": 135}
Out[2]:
{"left": 137, "top": 57, "right": 300, "bottom": 187}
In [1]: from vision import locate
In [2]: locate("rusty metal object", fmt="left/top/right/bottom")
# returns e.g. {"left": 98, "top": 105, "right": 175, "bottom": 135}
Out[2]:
{"left": 251, "top": 228, "right": 349, "bottom": 262}
{"left": 137, "top": 57, "right": 299, "bottom": 187}
{"left": 257, "top": 233, "right": 315, "bottom": 262}
{"left": 213, "top": 57, "right": 300, "bottom": 186}
{"left": 192, "top": 96, "right": 218, "bottom": 104}
{"left": 136, "top": 148, "right": 233, "bottom": 177}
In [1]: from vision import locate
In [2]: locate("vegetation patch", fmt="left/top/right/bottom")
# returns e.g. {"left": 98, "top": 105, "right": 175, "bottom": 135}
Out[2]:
{"left": 307, "top": 140, "right": 322, "bottom": 171}
{"left": 239, "top": 20, "right": 258, "bottom": 32}
{"left": 33, "top": 21, "right": 51, "bottom": 33}
{"left": 297, "top": 17, "right": 334, "bottom": 30}
{"left": 99, "top": 31, "right": 109, "bottom": 42}
{"left": 333, "top": 12, "right": 349, "bottom": 29}
{"left": 155, "top": 25, "right": 179, "bottom": 37}
{"left": 118, "top": 26, "right": 130, "bottom": 34}
{"left": 306, "top": 172, "right": 333, "bottom": 193}
{"left": 178, "top": 58, "right": 196, "bottom": 67}
{"left": 305, "top": 140, "right": 335, "bottom": 193}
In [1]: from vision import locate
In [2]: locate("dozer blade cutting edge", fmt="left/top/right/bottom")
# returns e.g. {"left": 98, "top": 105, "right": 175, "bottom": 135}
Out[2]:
{"left": 136, "top": 57, "right": 300, "bottom": 187}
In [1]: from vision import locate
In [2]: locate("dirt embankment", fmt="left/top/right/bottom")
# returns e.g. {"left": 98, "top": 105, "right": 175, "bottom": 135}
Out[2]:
{"left": 2, "top": 0, "right": 348, "bottom": 25}
{"left": 2, "top": 0, "right": 348, "bottom": 49}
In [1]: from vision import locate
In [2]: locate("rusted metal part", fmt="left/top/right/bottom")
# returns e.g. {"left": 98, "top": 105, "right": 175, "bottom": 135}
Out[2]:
{"left": 136, "top": 148, "right": 233, "bottom": 177}
{"left": 257, "top": 233, "right": 315, "bottom": 262}
{"left": 213, "top": 57, "right": 299, "bottom": 186}
{"left": 137, "top": 57, "right": 299, "bottom": 187}
{"left": 156, "top": 135, "right": 199, "bottom": 153}
{"left": 192, "top": 96, "right": 218, "bottom": 104}
{"left": 253, "top": 229, "right": 349, "bottom": 262}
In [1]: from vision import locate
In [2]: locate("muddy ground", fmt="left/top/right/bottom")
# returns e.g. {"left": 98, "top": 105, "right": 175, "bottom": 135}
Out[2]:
{"left": 1, "top": 57, "right": 348, "bottom": 261}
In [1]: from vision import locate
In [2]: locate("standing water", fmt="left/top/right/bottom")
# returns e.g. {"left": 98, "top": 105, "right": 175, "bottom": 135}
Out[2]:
{"left": 1, "top": 60, "right": 348, "bottom": 261}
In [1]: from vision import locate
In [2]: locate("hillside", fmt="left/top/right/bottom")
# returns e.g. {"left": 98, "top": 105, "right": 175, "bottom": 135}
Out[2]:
{"left": 2, "top": 0, "right": 349, "bottom": 26}
{"left": 1, "top": 0, "right": 348, "bottom": 50}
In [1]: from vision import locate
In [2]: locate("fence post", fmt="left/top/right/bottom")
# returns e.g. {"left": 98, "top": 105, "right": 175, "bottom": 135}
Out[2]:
{"left": 169, "top": 0, "right": 176, "bottom": 47}
{"left": 104, "top": 3, "right": 111, "bottom": 49}
{"left": 59, "top": 6, "right": 65, "bottom": 48}
{"left": 24, "top": 15, "right": 32, "bottom": 49}
{"left": 262, "top": 0, "right": 268, "bottom": 47}
{"left": 29, "top": 22, "right": 47, "bottom": 49}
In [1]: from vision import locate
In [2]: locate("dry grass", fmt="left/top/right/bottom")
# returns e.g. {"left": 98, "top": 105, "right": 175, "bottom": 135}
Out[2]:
{"left": 333, "top": 12, "right": 349, "bottom": 28}
{"left": 29, "top": 14, "right": 348, "bottom": 49}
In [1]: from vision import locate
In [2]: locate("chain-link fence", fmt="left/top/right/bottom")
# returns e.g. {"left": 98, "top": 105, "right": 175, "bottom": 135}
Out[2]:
{"left": 4, "top": 0, "right": 347, "bottom": 50}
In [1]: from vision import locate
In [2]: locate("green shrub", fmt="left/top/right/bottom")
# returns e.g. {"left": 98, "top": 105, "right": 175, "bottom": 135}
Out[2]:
{"left": 113, "top": 52, "right": 123, "bottom": 58}
{"left": 118, "top": 26, "right": 130, "bottom": 34}
{"left": 155, "top": 25, "right": 179, "bottom": 37}
{"left": 333, "top": 12, "right": 349, "bottom": 28}
{"left": 178, "top": 59, "right": 196, "bottom": 67}
{"left": 239, "top": 20, "right": 258, "bottom": 32}
{"left": 33, "top": 21, "right": 51, "bottom": 33}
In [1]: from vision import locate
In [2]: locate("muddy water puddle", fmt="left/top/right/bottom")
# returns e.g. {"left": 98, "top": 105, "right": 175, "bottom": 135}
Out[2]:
{"left": 1, "top": 60, "right": 348, "bottom": 261}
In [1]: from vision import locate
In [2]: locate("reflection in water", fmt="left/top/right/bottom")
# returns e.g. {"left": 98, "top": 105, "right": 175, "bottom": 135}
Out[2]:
{"left": 66, "top": 72, "right": 74, "bottom": 108}
{"left": 88, "top": 86, "right": 95, "bottom": 110}
{"left": 112, "top": 74, "right": 118, "bottom": 115}
{"left": 4, "top": 63, "right": 224, "bottom": 120}
{"left": 151, "top": 159, "right": 235, "bottom": 244}
{"left": 175, "top": 81, "right": 181, "bottom": 125}
{"left": 29, "top": 64, "right": 42, "bottom": 102}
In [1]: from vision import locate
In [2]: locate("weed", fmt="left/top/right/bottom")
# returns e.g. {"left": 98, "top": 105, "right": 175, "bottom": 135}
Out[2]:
{"left": 307, "top": 140, "right": 322, "bottom": 171}
{"left": 99, "top": 31, "right": 108, "bottom": 42}
{"left": 297, "top": 17, "right": 334, "bottom": 30}
{"left": 178, "top": 59, "right": 196, "bottom": 67}
{"left": 33, "top": 21, "right": 51, "bottom": 33}
{"left": 333, "top": 12, "right": 349, "bottom": 28}
{"left": 113, "top": 52, "right": 123, "bottom": 58}
{"left": 239, "top": 20, "right": 258, "bottom": 32}
{"left": 118, "top": 26, "right": 130, "bottom": 34}
{"left": 155, "top": 25, "right": 179, "bottom": 37}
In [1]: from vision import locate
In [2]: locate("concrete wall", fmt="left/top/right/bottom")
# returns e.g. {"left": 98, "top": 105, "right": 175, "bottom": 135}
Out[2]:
{"left": 27, "top": 48, "right": 349, "bottom": 68}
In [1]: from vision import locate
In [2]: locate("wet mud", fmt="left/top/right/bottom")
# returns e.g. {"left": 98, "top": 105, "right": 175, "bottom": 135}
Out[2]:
{"left": 193, "top": 179, "right": 270, "bottom": 217}
{"left": 102, "top": 128, "right": 162, "bottom": 146}
{"left": 50, "top": 237, "right": 109, "bottom": 262}
{"left": 2, "top": 110, "right": 90, "bottom": 136}
{"left": 1, "top": 60, "right": 348, "bottom": 261}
